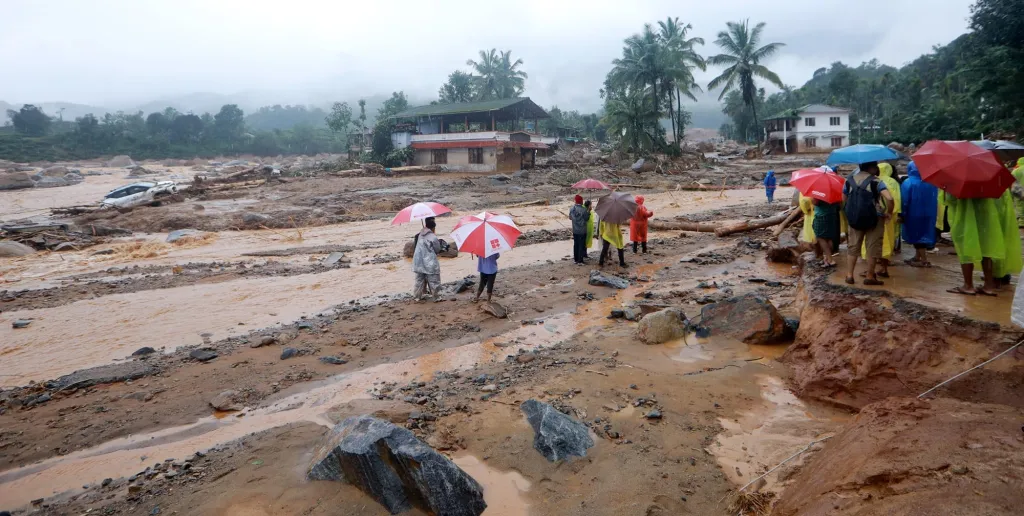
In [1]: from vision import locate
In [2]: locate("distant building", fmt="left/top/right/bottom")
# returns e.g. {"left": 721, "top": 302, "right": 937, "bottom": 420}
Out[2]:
{"left": 347, "top": 128, "right": 372, "bottom": 160}
{"left": 390, "top": 98, "right": 553, "bottom": 172}
{"left": 763, "top": 104, "right": 850, "bottom": 154}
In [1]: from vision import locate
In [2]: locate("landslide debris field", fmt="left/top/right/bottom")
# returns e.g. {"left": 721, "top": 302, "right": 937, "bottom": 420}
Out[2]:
{"left": 1, "top": 149, "right": 1021, "bottom": 516}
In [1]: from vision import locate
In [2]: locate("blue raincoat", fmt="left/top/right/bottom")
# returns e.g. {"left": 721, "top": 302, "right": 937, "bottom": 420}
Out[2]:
{"left": 763, "top": 170, "right": 777, "bottom": 202}
{"left": 900, "top": 162, "right": 938, "bottom": 246}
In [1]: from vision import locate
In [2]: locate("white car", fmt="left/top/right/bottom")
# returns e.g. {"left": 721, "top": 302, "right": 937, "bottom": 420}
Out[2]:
{"left": 101, "top": 181, "right": 178, "bottom": 209}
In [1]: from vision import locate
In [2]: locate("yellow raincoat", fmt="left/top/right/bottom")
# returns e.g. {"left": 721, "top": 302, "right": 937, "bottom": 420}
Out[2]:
{"left": 863, "top": 163, "right": 901, "bottom": 259}
{"left": 600, "top": 220, "right": 624, "bottom": 249}
{"left": 1012, "top": 157, "right": 1024, "bottom": 227}
{"left": 993, "top": 189, "right": 1023, "bottom": 278}
{"left": 799, "top": 194, "right": 815, "bottom": 242}
{"left": 586, "top": 211, "right": 597, "bottom": 249}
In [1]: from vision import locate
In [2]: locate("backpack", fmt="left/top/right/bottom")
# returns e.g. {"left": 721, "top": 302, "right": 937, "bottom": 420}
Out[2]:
{"left": 844, "top": 175, "right": 880, "bottom": 231}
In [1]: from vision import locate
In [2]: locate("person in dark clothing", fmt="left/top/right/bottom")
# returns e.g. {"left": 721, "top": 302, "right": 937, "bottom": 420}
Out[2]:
{"left": 569, "top": 195, "right": 589, "bottom": 265}
{"left": 474, "top": 253, "right": 499, "bottom": 303}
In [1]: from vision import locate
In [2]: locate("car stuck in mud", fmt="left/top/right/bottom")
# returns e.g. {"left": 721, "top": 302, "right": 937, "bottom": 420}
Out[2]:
{"left": 100, "top": 181, "right": 178, "bottom": 209}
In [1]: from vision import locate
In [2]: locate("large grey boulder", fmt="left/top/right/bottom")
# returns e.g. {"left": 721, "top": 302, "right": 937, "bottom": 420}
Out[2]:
{"left": 40, "top": 165, "right": 68, "bottom": 177}
{"left": 0, "top": 241, "right": 36, "bottom": 257}
{"left": 700, "top": 293, "right": 792, "bottom": 344}
{"left": 242, "top": 212, "right": 271, "bottom": 226}
{"left": 0, "top": 171, "right": 35, "bottom": 191}
{"left": 308, "top": 415, "right": 486, "bottom": 516}
{"left": 520, "top": 399, "right": 594, "bottom": 462}
{"left": 589, "top": 270, "right": 629, "bottom": 289}
{"left": 51, "top": 361, "right": 154, "bottom": 390}
{"left": 636, "top": 307, "right": 688, "bottom": 344}
{"left": 34, "top": 176, "right": 69, "bottom": 188}
{"left": 106, "top": 155, "right": 135, "bottom": 167}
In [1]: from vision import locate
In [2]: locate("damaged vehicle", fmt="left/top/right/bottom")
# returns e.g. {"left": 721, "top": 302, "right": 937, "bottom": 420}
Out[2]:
{"left": 100, "top": 181, "right": 178, "bottom": 209}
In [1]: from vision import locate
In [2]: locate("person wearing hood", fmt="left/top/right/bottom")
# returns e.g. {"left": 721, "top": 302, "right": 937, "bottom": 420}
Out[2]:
{"left": 943, "top": 190, "right": 1016, "bottom": 296}
{"left": 585, "top": 199, "right": 597, "bottom": 250}
{"left": 993, "top": 188, "right": 1023, "bottom": 286}
{"left": 412, "top": 217, "right": 442, "bottom": 302}
{"left": 569, "top": 195, "right": 588, "bottom": 265}
{"left": 599, "top": 218, "right": 627, "bottom": 268}
{"left": 763, "top": 170, "right": 777, "bottom": 203}
{"left": 900, "top": 162, "right": 939, "bottom": 267}
{"left": 861, "top": 162, "right": 901, "bottom": 277}
{"left": 1012, "top": 157, "right": 1024, "bottom": 227}
{"left": 629, "top": 195, "right": 654, "bottom": 254}
{"left": 798, "top": 193, "right": 816, "bottom": 245}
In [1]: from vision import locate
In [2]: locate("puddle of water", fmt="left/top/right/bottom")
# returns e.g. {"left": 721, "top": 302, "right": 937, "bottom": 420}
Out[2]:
{"left": 826, "top": 249, "right": 1014, "bottom": 326}
{"left": 663, "top": 336, "right": 788, "bottom": 364}
{"left": 452, "top": 455, "right": 531, "bottom": 516}
{"left": 708, "top": 376, "right": 842, "bottom": 491}
{"left": 0, "top": 313, "right": 576, "bottom": 509}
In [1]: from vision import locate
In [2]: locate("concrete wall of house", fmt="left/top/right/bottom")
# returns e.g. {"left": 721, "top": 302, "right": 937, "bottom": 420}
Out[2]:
{"left": 412, "top": 147, "right": 496, "bottom": 172}
{"left": 794, "top": 112, "right": 850, "bottom": 134}
{"left": 391, "top": 131, "right": 413, "bottom": 149}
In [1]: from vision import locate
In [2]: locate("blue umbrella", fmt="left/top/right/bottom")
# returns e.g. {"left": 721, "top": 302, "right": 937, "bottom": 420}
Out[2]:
{"left": 826, "top": 144, "right": 901, "bottom": 167}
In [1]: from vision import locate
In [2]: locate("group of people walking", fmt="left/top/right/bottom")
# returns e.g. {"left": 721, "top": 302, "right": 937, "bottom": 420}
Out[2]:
{"left": 790, "top": 157, "right": 1024, "bottom": 296}
{"left": 569, "top": 194, "right": 653, "bottom": 268}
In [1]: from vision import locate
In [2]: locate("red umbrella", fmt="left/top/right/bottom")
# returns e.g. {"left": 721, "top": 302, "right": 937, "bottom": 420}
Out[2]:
{"left": 572, "top": 178, "right": 610, "bottom": 190}
{"left": 789, "top": 168, "right": 845, "bottom": 203}
{"left": 450, "top": 212, "right": 521, "bottom": 258}
{"left": 390, "top": 202, "right": 451, "bottom": 225}
{"left": 913, "top": 140, "right": 1014, "bottom": 199}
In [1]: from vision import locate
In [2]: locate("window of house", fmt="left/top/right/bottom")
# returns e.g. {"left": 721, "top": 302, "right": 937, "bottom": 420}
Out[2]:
{"left": 830, "top": 116, "right": 841, "bottom": 126}
{"left": 431, "top": 149, "right": 447, "bottom": 165}
{"left": 831, "top": 136, "right": 843, "bottom": 147}
{"left": 804, "top": 117, "right": 816, "bottom": 127}
{"left": 469, "top": 148, "right": 484, "bottom": 164}
{"left": 805, "top": 137, "right": 818, "bottom": 148}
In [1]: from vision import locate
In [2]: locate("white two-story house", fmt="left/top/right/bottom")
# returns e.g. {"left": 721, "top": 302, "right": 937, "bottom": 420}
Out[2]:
{"left": 763, "top": 104, "right": 850, "bottom": 153}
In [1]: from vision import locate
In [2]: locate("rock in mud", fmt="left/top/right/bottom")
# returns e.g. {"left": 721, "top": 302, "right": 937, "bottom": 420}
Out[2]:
{"left": 241, "top": 212, "right": 271, "bottom": 225}
{"left": 480, "top": 302, "right": 507, "bottom": 319}
{"left": 636, "top": 308, "right": 687, "bottom": 344}
{"left": 189, "top": 349, "right": 218, "bottom": 362}
{"left": 700, "top": 294, "right": 791, "bottom": 344}
{"left": 12, "top": 319, "right": 32, "bottom": 329}
{"left": 319, "top": 356, "right": 348, "bottom": 365}
{"left": 165, "top": 229, "right": 202, "bottom": 243}
{"left": 52, "top": 361, "right": 155, "bottom": 390}
{"left": 322, "top": 252, "right": 347, "bottom": 266}
{"left": 308, "top": 415, "right": 487, "bottom": 516}
{"left": 520, "top": 399, "right": 595, "bottom": 462}
{"left": 452, "top": 275, "right": 476, "bottom": 294}
{"left": 251, "top": 336, "right": 276, "bottom": 348}
{"left": 280, "top": 347, "right": 299, "bottom": 360}
{"left": 209, "top": 390, "right": 241, "bottom": 411}
{"left": 0, "top": 171, "right": 35, "bottom": 191}
{"left": 589, "top": 270, "right": 629, "bottom": 289}
{"left": 0, "top": 241, "right": 35, "bottom": 257}
{"left": 132, "top": 347, "right": 156, "bottom": 356}
{"left": 106, "top": 155, "right": 135, "bottom": 167}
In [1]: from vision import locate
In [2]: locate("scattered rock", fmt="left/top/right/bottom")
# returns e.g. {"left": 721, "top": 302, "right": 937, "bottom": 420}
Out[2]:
{"left": 516, "top": 353, "right": 536, "bottom": 364}
{"left": 636, "top": 308, "right": 687, "bottom": 345}
{"left": 209, "top": 390, "right": 241, "bottom": 411}
{"left": 250, "top": 336, "right": 276, "bottom": 348}
{"left": 479, "top": 384, "right": 498, "bottom": 392}
{"left": 189, "top": 349, "right": 218, "bottom": 362}
{"left": 52, "top": 361, "right": 155, "bottom": 390}
{"left": 106, "top": 155, "right": 135, "bottom": 167}
{"left": 308, "top": 415, "right": 486, "bottom": 516}
{"left": 101, "top": 478, "right": 113, "bottom": 487}
{"left": 589, "top": 270, "right": 629, "bottom": 289}
{"left": 319, "top": 356, "right": 348, "bottom": 365}
{"left": 241, "top": 212, "right": 271, "bottom": 225}
{"left": 644, "top": 409, "right": 663, "bottom": 419}
{"left": 280, "top": 347, "right": 299, "bottom": 360}
{"left": 0, "top": 241, "right": 35, "bottom": 257}
{"left": 132, "top": 347, "right": 156, "bottom": 356}
{"left": 520, "top": 399, "right": 595, "bottom": 462}
{"left": 0, "top": 171, "right": 35, "bottom": 191}
{"left": 166, "top": 229, "right": 203, "bottom": 243}
{"left": 452, "top": 275, "right": 476, "bottom": 294}
{"left": 322, "top": 252, "right": 347, "bottom": 266}
{"left": 52, "top": 242, "right": 79, "bottom": 252}
{"left": 12, "top": 319, "right": 32, "bottom": 329}
{"left": 480, "top": 302, "right": 508, "bottom": 319}
{"left": 700, "top": 294, "right": 792, "bottom": 344}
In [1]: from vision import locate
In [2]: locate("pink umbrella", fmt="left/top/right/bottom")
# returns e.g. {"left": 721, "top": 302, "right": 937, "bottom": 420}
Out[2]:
{"left": 390, "top": 202, "right": 451, "bottom": 225}
{"left": 572, "top": 178, "right": 611, "bottom": 190}
{"left": 450, "top": 212, "right": 521, "bottom": 258}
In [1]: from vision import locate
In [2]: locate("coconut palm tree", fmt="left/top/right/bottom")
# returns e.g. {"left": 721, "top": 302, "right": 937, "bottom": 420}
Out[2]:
{"left": 658, "top": 17, "right": 705, "bottom": 144}
{"left": 603, "top": 89, "right": 660, "bottom": 157}
{"left": 467, "top": 49, "right": 528, "bottom": 100}
{"left": 495, "top": 50, "right": 528, "bottom": 98}
{"left": 610, "top": 25, "right": 664, "bottom": 121}
{"left": 707, "top": 20, "right": 785, "bottom": 140}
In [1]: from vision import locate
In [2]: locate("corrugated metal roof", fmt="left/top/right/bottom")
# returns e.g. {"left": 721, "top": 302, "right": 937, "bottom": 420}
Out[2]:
{"left": 391, "top": 98, "right": 550, "bottom": 119}
{"left": 799, "top": 104, "right": 849, "bottom": 113}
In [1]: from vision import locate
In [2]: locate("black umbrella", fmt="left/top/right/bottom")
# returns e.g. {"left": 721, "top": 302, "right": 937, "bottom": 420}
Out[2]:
{"left": 595, "top": 191, "right": 638, "bottom": 224}
{"left": 971, "top": 140, "right": 1024, "bottom": 164}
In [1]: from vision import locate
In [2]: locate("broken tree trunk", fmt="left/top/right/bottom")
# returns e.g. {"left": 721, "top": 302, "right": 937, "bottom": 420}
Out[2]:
{"left": 648, "top": 220, "right": 718, "bottom": 233}
{"left": 714, "top": 208, "right": 797, "bottom": 237}
{"left": 772, "top": 208, "right": 805, "bottom": 237}
{"left": 504, "top": 199, "right": 549, "bottom": 208}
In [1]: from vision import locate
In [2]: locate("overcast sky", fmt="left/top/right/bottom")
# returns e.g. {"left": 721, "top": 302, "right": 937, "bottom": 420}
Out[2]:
{"left": 0, "top": 0, "right": 975, "bottom": 111}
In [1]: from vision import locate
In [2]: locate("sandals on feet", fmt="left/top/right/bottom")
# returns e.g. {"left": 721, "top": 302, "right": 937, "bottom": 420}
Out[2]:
{"left": 976, "top": 288, "right": 998, "bottom": 297}
{"left": 946, "top": 287, "right": 976, "bottom": 296}
{"left": 863, "top": 278, "right": 885, "bottom": 286}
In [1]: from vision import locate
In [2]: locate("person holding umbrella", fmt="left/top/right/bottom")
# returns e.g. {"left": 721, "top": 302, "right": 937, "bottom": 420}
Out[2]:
{"left": 595, "top": 191, "right": 637, "bottom": 268}
{"left": 790, "top": 167, "right": 845, "bottom": 265}
{"left": 412, "top": 217, "right": 442, "bottom": 302}
{"left": 449, "top": 212, "right": 521, "bottom": 302}
{"left": 843, "top": 161, "right": 895, "bottom": 286}
{"left": 569, "top": 195, "right": 589, "bottom": 265}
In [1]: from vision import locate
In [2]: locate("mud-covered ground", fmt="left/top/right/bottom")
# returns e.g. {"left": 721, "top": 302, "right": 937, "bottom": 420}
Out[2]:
{"left": 1, "top": 153, "right": 1021, "bottom": 516}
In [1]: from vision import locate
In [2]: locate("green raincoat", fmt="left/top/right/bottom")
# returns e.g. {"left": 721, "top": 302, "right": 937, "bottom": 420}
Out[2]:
{"left": 994, "top": 189, "right": 1023, "bottom": 277}
{"left": 586, "top": 211, "right": 597, "bottom": 249}
{"left": 945, "top": 191, "right": 1012, "bottom": 266}
{"left": 1012, "top": 157, "right": 1024, "bottom": 227}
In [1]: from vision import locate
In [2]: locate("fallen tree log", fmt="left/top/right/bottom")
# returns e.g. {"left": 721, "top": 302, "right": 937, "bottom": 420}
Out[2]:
{"left": 649, "top": 220, "right": 718, "bottom": 233}
{"left": 504, "top": 199, "right": 549, "bottom": 208}
{"left": 714, "top": 208, "right": 797, "bottom": 237}
{"left": 389, "top": 165, "right": 442, "bottom": 174}
{"left": 772, "top": 208, "right": 804, "bottom": 237}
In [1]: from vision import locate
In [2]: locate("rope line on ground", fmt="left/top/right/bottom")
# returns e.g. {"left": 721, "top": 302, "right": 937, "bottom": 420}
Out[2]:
{"left": 736, "top": 435, "right": 833, "bottom": 494}
{"left": 917, "top": 338, "right": 1024, "bottom": 399}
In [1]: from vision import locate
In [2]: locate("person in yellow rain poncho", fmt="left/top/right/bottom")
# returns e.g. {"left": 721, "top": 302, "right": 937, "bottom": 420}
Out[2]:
{"left": 1012, "top": 157, "right": 1024, "bottom": 227}
{"left": 944, "top": 191, "right": 1018, "bottom": 296}
{"left": 993, "top": 188, "right": 1023, "bottom": 286}
{"left": 862, "top": 162, "right": 901, "bottom": 277}
{"left": 798, "top": 193, "right": 817, "bottom": 251}
{"left": 598, "top": 219, "right": 626, "bottom": 268}
{"left": 584, "top": 200, "right": 597, "bottom": 250}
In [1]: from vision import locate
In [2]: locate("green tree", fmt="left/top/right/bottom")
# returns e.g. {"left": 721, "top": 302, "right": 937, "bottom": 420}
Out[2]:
{"left": 377, "top": 92, "right": 409, "bottom": 119}
{"left": 170, "top": 114, "right": 203, "bottom": 144}
{"left": 8, "top": 105, "right": 52, "bottom": 136}
{"left": 466, "top": 49, "right": 527, "bottom": 100}
{"left": 325, "top": 102, "right": 353, "bottom": 134}
{"left": 602, "top": 89, "right": 660, "bottom": 157}
{"left": 146, "top": 112, "right": 171, "bottom": 136}
{"left": 658, "top": 17, "right": 705, "bottom": 145}
{"left": 213, "top": 104, "right": 245, "bottom": 143}
{"left": 438, "top": 70, "right": 475, "bottom": 103}
{"left": 707, "top": 20, "right": 785, "bottom": 139}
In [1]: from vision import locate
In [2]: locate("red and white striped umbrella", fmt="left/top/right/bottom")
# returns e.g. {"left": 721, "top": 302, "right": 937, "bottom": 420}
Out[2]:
{"left": 390, "top": 202, "right": 452, "bottom": 225}
{"left": 450, "top": 212, "right": 521, "bottom": 258}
